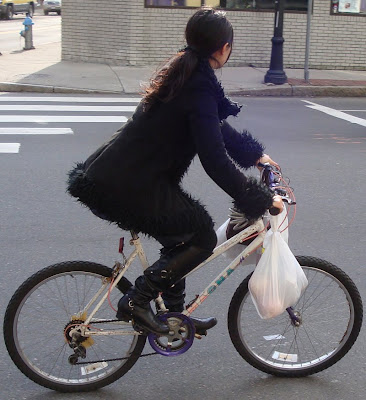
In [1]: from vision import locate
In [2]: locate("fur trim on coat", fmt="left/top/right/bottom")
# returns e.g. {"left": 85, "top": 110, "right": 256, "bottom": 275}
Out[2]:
{"left": 233, "top": 177, "right": 273, "bottom": 221}
{"left": 67, "top": 163, "right": 214, "bottom": 238}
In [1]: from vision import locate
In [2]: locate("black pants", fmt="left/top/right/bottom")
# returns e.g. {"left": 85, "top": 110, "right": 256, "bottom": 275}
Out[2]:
{"left": 151, "top": 228, "right": 217, "bottom": 312}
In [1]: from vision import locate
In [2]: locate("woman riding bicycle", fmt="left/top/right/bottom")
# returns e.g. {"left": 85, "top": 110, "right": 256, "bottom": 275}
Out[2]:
{"left": 67, "top": 7, "right": 281, "bottom": 335}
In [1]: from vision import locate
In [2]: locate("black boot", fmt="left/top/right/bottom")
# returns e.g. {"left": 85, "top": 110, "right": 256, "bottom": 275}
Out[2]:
{"left": 144, "top": 244, "right": 213, "bottom": 292}
{"left": 190, "top": 316, "right": 217, "bottom": 335}
{"left": 116, "top": 286, "right": 170, "bottom": 335}
{"left": 163, "top": 298, "right": 217, "bottom": 335}
{"left": 117, "top": 242, "right": 213, "bottom": 335}
{"left": 153, "top": 243, "right": 217, "bottom": 336}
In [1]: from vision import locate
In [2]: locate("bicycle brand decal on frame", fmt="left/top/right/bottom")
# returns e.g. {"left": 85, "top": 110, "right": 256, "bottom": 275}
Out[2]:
{"left": 207, "top": 268, "right": 235, "bottom": 295}
{"left": 187, "top": 268, "right": 235, "bottom": 313}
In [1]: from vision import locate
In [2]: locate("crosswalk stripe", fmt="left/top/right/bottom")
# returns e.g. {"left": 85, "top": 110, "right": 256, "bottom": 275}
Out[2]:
{"left": 0, "top": 105, "right": 137, "bottom": 112}
{"left": 0, "top": 116, "right": 128, "bottom": 123}
{"left": 0, "top": 96, "right": 141, "bottom": 103}
{"left": 0, "top": 128, "right": 73, "bottom": 135}
{"left": 0, "top": 143, "right": 20, "bottom": 153}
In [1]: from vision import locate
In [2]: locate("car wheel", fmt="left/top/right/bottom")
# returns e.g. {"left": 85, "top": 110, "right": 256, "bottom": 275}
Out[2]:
{"left": 57, "top": 10, "right": 61, "bottom": 15}
{"left": 28, "top": 3, "right": 35, "bottom": 17}
{"left": 44, "top": 10, "right": 48, "bottom": 15}
{"left": 6, "top": 5, "right": 14, "bottom": 20}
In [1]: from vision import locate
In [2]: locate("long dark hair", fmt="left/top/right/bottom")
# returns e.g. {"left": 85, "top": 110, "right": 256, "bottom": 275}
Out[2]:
{"left": 143, "top": 7, "right": 233, "bottom": 110}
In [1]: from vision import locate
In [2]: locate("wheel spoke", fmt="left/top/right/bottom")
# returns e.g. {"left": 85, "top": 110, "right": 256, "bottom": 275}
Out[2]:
{"left": 228, "top": 259, "right": 362, "bottom": 376}
{"left": 4, "top": 262, "right": 146, "bottom": 391}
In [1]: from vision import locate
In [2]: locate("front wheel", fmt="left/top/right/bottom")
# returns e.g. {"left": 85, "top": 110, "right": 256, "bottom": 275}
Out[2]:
{"left": 3, "top": 261, "right": 146, "bottom": 392}
{"left": 228, "top": 256, "right": 363, "bottom": 377}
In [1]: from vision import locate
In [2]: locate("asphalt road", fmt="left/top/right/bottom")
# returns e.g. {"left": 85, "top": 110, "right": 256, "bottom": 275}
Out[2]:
{"left": 0, "top": 94, "right": 365, "bottom": 400}
{"left": 0, "top": 9, "right": 60, "bottom": 54}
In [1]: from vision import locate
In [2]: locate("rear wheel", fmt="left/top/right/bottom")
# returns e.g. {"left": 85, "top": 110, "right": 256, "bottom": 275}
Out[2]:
{"left": 3, "top": 261, "right": 146, "bottom": 392}
{"left": 228, "top": 256, "right": 363, "bottom": 377}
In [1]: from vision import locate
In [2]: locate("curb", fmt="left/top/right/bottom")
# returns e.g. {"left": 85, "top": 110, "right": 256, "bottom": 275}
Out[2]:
{"left": 1, "top": 82, "right": 366, "bottom": 97}
{"left": 228, "top": 85, "right": 366, "bottom": 97}
{"left": 0, "top": 82, "right": 122, "bottom": 95}
{"left": 291, "top": 85, "right": 366, "bottom": 97}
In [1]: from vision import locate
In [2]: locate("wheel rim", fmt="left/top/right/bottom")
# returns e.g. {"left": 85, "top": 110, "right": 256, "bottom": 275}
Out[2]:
{"left": 11, "top": 271, "right": 141, "bottom": 386}
{"left": 237, "top": 266, "right": 355, "bottom": 371}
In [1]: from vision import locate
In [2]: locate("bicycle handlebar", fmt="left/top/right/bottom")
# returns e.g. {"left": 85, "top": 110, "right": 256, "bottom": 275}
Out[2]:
{"left": 259, "top": 163, "right": 296, "bottom": 215}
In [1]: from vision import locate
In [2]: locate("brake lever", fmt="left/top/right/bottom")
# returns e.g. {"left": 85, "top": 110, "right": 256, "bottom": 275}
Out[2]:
{"left": 280, "top": 195, "right": 296, "bottom": 205}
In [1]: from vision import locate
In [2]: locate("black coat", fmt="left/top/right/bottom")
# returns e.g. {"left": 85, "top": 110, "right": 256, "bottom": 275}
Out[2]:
{"left": 67, "top": 60, "right": 273, "bottom": 237}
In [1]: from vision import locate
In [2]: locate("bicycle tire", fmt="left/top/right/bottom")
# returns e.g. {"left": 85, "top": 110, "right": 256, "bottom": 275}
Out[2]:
{"left": 3, "top": 261, "right": 146, "bottom": 392}
{"left": 228, "top": 256, "right": 363, "bottom": 377}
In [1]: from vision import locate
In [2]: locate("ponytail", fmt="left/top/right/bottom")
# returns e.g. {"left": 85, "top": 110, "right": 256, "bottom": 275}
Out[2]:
{"left": 142, "top": 48, "right": 199, "bottom": 111}
{"left": 143, "top": 7, "right": 233, "bottom": 111}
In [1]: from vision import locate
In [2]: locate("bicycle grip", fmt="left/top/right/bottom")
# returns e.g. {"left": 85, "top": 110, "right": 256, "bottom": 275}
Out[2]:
{"left": 269, "top": 206, "right": 281, "bottom": 216}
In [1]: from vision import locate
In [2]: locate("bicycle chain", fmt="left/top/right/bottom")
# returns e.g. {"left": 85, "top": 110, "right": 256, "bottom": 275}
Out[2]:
{"left": 73, "top": 319, "right": 158, "bottom": 365}
{"left": 75, "top": 352, "right": 158, "bottom": 365}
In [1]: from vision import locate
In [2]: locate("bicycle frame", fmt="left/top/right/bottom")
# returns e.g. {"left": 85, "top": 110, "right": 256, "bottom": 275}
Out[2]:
{"left": 80, "top": 218, "right": 267, "bottom": 337}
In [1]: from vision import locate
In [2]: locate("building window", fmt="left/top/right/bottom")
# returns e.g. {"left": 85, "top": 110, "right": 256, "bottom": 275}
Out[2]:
{"left": 145, "top": 0, "right": 308, "bottom": 12}
{"left": 332, "top": 0, "right": 366, "bottom": 14}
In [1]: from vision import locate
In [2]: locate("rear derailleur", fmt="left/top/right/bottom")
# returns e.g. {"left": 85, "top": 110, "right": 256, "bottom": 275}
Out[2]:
{"left": 64, "top": 320, "right": 88, "bottom": 365}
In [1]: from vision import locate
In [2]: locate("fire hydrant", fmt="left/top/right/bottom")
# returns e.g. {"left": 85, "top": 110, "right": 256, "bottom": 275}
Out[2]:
{"left": 20, "top": 14, "right": 35, "bottom": 51}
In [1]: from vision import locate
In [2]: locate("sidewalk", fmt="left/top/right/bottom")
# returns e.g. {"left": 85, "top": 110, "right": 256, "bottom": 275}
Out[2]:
{"left": 1, "top": 42, "right": 366, "bottom": 96}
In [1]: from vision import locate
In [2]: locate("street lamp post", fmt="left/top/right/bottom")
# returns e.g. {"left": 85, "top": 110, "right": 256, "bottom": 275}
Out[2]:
{"left": 264, "top": 0, "right": 287, "bottom": 85}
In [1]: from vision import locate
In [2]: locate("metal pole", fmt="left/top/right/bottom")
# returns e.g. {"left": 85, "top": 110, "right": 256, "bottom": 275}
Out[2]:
{"left": 304, "top": 0, "right": 313, "bottom": 82}
{"left": 264, "top": 0, "right": 287, "bottom": 85}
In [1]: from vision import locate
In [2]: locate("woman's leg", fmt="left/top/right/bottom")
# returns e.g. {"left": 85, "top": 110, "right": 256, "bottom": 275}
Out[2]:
{"left": 161, "top": 278, "right": 186, "bottom": 313}
{"left": 116, "top": 191, "right": 217, "bottom": 334}
{"left": 117, "top": 227, "right": 217, "bottom": 334}
{"left": 151, "top": 228, "right": 217, "bottom": 310}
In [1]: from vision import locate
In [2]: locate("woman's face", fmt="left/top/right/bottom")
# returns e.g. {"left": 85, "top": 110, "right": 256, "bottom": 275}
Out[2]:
{"left": 211, "top": 43, "right": 232, "bottom": 69}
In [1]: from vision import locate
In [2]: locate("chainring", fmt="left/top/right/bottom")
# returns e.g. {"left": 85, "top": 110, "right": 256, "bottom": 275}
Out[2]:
{"left": 148, "top": 312, "right": 195, "bottom": 356}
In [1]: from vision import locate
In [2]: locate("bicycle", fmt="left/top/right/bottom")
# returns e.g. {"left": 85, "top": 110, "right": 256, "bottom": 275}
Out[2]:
{"left": 3, "top": 165, "right": 363, "bottom": 392}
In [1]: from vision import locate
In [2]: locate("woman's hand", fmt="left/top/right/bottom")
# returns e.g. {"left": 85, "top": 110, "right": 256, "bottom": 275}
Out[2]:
{"left": 256, "top": 154, "right": 280, "bottom": 170}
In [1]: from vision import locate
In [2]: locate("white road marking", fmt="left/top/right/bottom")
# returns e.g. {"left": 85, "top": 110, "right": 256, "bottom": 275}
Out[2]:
{"left": 0, "top": 143, "right": 20, "bottom": 153}
{"left": 0, "top": 96, "right": 141, "bottom": 103}
{"left": 0, "top": 105, "right": 137, "bottom": 112}
{"left": 303, "top": 100, "right": 366, "bottom": 127}
{"left": 339, "top": 110, "right": 366, "bottom": 112}
{"left": 0, "top": 128, "right": 73, "bottom": 135}
{"left": 0, "top": 116, "right": 127, "bottom": 123}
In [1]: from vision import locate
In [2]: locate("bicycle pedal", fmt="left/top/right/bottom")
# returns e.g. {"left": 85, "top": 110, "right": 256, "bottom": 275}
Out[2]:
{"left": 132, "top": 322, "right": 148, "bottom": 334}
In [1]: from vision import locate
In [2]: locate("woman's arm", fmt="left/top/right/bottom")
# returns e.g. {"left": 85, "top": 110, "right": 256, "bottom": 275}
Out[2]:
{"left": 221, "top": 121, "right": 264, "bottom": 169}
{"left": 188, "top": 87, "right": 273, "bottom": 221}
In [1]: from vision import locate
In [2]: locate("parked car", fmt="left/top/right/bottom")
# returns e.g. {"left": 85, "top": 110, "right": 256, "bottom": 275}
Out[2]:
{"left": 43, "top": 0, "right": 60, "bottom": 15}
{"left": 0, "top": 0, "right": 35, "bottom": 20}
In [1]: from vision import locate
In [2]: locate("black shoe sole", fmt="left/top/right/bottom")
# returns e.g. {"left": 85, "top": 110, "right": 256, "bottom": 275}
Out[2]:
{"left": 116, "top": 310, "right": 132, "bottom": 322}
{"left": 116, "top": 310, "right": 169, "bottom": 336}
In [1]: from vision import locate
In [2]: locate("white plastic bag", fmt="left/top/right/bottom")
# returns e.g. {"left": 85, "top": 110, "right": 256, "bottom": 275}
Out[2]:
{"left": 216, "top": 208, "right": 289, "bottom": 264}
{"left": 248, "top": 212, "right": 308, "bottom": 319}
{"left": 216, "top": 218, "right": 257, "bottom": 265}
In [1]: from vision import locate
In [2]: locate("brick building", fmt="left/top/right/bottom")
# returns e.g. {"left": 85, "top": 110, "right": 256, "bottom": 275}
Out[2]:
{"left": 61, "top": 0, "right": 366, "bottom": 70}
